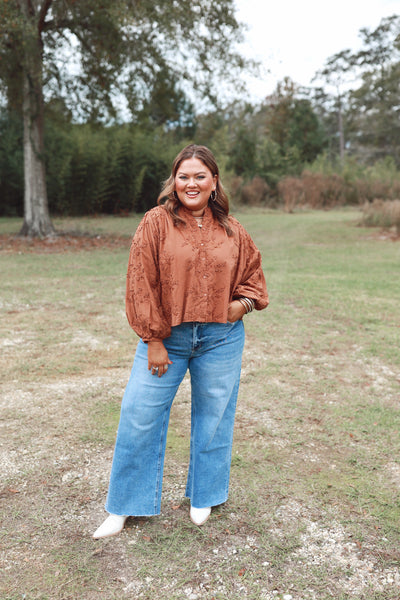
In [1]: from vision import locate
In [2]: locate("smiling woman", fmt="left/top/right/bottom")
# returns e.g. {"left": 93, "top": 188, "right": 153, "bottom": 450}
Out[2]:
{"left": 174, "top": 157, "right": 217, "bottom": 216}
{"left": 159, "top": 144, "right": 232, "bottom": 235}
{"left": 92, "top": 144, "right": 269, "bottom": 539}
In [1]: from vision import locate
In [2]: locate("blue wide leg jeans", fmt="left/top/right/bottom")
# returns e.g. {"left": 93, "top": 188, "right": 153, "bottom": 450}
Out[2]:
{"left": 105, "top": 320, "right": 245, "bottom": 516}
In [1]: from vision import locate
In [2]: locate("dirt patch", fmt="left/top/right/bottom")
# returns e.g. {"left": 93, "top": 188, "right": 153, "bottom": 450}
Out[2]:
{"left": 364, "top": 227, "right": 400, "bottom": 242}
{"left": 0, "top": 233, "right": 131, "bottom": 254}
{"left": 1, "top": 342, "right": 400, "bottom": 599}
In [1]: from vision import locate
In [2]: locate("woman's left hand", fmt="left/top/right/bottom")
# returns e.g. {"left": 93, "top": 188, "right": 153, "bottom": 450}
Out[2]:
{"left": 227, "top": 300, "right": 247, "bottom": 323}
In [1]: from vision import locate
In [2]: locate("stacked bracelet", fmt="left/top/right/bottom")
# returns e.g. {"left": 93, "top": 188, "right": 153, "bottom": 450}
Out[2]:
{"left": 238, "top": 297, "right": 255, "bottom": 314}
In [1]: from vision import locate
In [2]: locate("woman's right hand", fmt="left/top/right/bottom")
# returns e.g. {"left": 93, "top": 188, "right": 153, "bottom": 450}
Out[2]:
{"left": 147, "top": 340, "right": 172, "bottom": 377}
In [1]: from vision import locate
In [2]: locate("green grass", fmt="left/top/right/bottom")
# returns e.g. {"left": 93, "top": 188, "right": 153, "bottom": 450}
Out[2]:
{"left": 1, "top": 208, "right": 399, "bottom": 600}
{"left": 0, "top": 213, "right": 143, "bottom": 236}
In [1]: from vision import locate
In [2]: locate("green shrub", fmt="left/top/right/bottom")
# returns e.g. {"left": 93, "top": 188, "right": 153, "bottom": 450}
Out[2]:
{"left": 0, "top": 111, "right": 23, "bottom": 216}
{"left": 44, "top": 124, "right": 174, "bottom": 215}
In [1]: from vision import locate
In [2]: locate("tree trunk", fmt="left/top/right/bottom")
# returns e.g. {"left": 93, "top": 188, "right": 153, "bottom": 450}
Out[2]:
{"left": 19, "top": 17, "right": 55, "bottom": 237}
{"left": 337, "top": 94, "right": 345, "bottom": 162}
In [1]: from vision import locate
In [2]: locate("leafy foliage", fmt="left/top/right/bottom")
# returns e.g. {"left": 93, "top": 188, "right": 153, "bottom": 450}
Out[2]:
{"left": 348, "top": 15, "right": 400, "bottom": 163}
{"left": 224, "top": 82, "right": 327, "bottom": 191}
{"left": 0, "top": 111, "right": 23, "bottom": 216}
{"left": 0, "top": 0, "right": 249, "bottom": 234}
{"left": 313, "top": 15, "right": 400, "bottom": 165}
{"left": 44, "top": 123, "right": 179, "bottom": 216}
{"left": 0, "top": 106, "right": 184, "bottom": 217}
{"left": 0, "top": 0, "right": 247, "bottom": 121}
{"left": 1, "top": 6, "right": 400, "bottom": 218}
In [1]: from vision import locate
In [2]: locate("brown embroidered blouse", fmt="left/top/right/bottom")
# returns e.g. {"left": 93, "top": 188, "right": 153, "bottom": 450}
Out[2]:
{"left": 125, "top": 205, "right": 269, "bottom": 341}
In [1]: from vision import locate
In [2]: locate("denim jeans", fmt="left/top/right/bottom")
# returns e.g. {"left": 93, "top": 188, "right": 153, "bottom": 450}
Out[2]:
{"left": 105, "top": 320, "right": 245, "bottom": 516}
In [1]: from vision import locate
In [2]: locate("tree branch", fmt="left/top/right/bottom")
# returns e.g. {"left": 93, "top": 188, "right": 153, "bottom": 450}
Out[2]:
{"left": 38, "top": 0, "right": 53, "bottom": 33}
{"left": 42, "top": 18, "right": 73, "bottom": 31}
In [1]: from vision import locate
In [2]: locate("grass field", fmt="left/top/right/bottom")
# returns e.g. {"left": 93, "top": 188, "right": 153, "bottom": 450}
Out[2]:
{"left": 1, "top": 208, "right": 399, "bottom": 600}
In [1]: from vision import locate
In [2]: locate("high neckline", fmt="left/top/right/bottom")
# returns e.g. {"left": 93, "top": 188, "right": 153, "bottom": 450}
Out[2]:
{"left": 179, "top": 204, "right": 213, "bottom": 228}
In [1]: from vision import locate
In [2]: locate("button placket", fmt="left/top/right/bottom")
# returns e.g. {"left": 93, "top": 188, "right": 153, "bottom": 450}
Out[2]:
{"left": 198, "top": 238, "right": 209, "bottom": 318}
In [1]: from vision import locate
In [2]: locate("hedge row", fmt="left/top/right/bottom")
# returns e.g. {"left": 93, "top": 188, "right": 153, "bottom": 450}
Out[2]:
{"left": 0, "top": 116, "right": 182, "bottom": 216}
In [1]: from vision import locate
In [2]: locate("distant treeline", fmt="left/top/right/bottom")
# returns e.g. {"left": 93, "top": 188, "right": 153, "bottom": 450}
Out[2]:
{"left": 1, "top": 14, "right": 400, "bottom": 217}
{"left": 3, "top": 15, "right": 400, "bottom": 217}
{"left": 1, "top": 106, "right": 400, "bottom": 218}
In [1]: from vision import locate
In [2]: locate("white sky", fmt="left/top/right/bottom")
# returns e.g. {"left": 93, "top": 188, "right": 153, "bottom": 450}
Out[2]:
{"left": 235, "top": 0, "right": 399, "bottom": 101}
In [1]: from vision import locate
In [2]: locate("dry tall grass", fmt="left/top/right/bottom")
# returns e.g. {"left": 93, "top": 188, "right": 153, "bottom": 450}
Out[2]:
{"left": 361, "top": 198, "right": 400, "bottom": 233}
{"left": 277, "top": 171, "right": 400, "bottom": 212}
{"left": 240, "top": 176, "right": 271, "bottom": 206}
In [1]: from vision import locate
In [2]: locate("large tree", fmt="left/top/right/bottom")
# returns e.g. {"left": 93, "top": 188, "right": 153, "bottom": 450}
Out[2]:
{"left": 311, "top": 15, "right": 400, "bottom": 165}
{"left": 263, "top": 78, "right": 326, "bottom": 164}
{"left": 349, "top": 15, "right": 400, "bottom": 164}
{"left": 0, "top": 0, "right": 247, "bottom": 236}
{"left": 313, "top": 50, "right": 355, "bottom": 161}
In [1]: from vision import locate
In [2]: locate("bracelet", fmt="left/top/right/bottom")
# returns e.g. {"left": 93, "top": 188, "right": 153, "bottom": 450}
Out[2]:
{"left": 246, "top": 298, "right": 255, "bottom": 312}
{"left": 238, "top": 297, "right": 255, "bottom": 314}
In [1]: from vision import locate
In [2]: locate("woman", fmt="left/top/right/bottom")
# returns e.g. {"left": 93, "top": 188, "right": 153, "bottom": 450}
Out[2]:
{"left": 93, "top": 144, "right": 268, "bottom": 539}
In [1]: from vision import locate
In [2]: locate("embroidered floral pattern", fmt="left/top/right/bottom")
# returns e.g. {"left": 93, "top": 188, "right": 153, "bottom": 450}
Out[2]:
{"left": 126, "top": 205, "right": 268, "bottom": 341}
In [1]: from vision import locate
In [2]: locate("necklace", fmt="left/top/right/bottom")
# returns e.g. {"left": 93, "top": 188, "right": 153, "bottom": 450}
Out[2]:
{"left": 193, "top": 215, "right": 204, "bottom": 228}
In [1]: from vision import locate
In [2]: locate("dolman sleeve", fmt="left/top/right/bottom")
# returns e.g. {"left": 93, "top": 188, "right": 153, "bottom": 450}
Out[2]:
{"left": 232, "top": 221, "right": 269, "bottom": 310}
{"left": 125, "top": 210, "right": 171, "bottom": 341}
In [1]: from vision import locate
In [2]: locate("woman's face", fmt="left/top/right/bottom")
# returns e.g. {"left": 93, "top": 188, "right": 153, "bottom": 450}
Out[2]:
{"left": 174, "top": 157, "right": 217, "bottom": 216}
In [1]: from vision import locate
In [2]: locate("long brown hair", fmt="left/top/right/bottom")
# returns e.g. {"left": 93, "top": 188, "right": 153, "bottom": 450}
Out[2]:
{"left": 157, "top": 144, "right": 233, "bottom": 235}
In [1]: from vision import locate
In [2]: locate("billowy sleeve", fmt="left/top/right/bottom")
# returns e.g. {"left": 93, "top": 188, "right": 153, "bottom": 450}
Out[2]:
{"left": 231, "top": 221, "right": 269, "bottom": 310}
{"left": 125, "top": 210, "right": 171, "bottom": 341}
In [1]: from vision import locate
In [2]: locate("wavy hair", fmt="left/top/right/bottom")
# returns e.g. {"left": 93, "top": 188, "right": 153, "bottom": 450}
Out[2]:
{"left": 157, "top": 144, "right": 233, "bottom": 236}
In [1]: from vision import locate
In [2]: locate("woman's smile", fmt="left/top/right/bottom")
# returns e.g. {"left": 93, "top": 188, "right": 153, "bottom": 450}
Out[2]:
{"left": 174, "top": 157, "right": 217, "bottom": 216}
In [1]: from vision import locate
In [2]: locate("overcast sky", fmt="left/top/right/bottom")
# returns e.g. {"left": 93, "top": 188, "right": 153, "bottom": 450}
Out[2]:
{"left": 235, "top": 0, "right": 399, "bottom": 101}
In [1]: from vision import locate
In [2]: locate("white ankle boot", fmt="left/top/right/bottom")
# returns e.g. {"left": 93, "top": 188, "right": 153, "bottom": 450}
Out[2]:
{"left": 92, "top": 514, "right": 127, "bottom": 539}
{"left": 190, "top": 506, "right": 211, "bottom": 526}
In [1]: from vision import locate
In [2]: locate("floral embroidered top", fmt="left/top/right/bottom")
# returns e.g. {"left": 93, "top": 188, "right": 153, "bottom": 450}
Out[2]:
{"left": 125, "top": 205, "right": 269, "bottom": 341}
